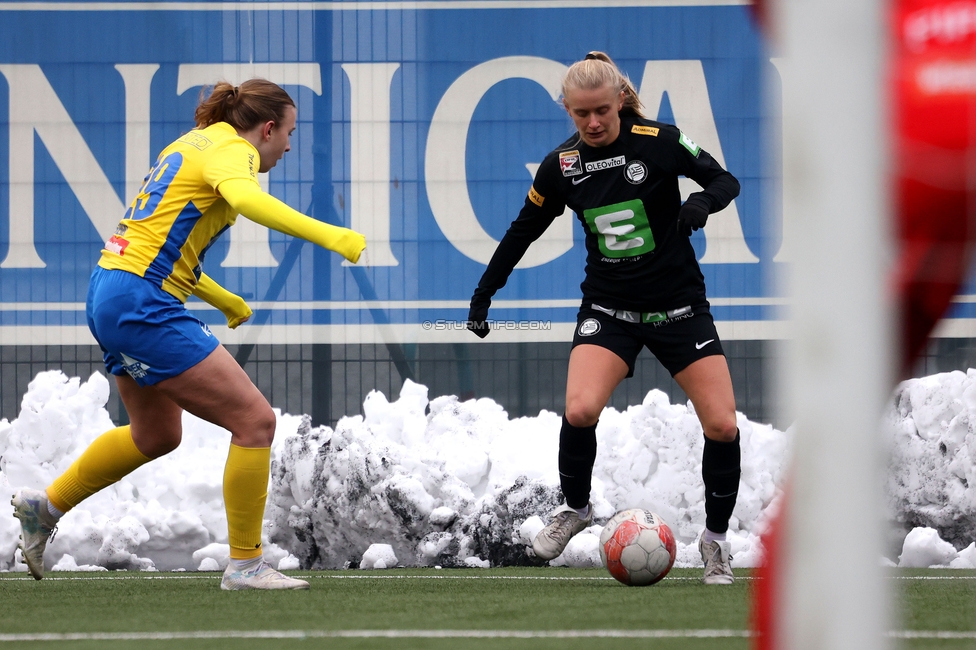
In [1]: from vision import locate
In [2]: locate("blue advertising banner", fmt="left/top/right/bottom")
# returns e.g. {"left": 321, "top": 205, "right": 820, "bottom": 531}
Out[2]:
{"left": 0, "top": 0, "right": 798, "bottom": 345}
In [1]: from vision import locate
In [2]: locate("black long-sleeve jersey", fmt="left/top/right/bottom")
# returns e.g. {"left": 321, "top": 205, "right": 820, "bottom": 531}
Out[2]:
{"left": 472, "top": 114, "right": 740, "bottom": 313}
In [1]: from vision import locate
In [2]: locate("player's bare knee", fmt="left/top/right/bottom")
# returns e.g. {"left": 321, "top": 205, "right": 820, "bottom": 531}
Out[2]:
{"left": 252, "top": 405, "right": 277, "bottom": 446}
{"left": 133, "top": 428, "right": 182, "bottom": 459}
{"left": 153, "top": 435, "right": 182, "bottom": 457}
{"left": 703, "top": 419, "right": 738, "bottom": 443}
{"left": 564, "top": 403, "right": 600, "bottom": 428}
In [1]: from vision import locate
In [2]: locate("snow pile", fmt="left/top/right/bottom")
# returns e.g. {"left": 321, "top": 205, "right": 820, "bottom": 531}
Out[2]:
{"left": 264, "top": 379, "right": 783, "bottom": 569}
{"left": 0, "top": 368, "right": 974, "bottom": 573}
{"left": 886, "top": 369, "right": 976, "bottom": 566}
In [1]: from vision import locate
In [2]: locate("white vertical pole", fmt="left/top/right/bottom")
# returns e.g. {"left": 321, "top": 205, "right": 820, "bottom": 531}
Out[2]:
{"left": 776, "top": 0, "right": 895, "bottom": 648}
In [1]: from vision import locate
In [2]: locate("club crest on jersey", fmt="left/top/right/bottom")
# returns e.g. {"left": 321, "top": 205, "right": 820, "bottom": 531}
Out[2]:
{"left": 624, "top": 161, "right": 648, "bottom": 185}
{"left": 559, "top": 150, "right": 583, "bottom": 176}
{"left": 578, "top": 318, "right": 601, "bottom": 336}
{"left": 585, "top": 155, "right": 626, "bottom": 173}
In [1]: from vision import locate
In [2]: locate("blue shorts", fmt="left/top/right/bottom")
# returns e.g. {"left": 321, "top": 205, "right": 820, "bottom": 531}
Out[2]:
{"left": 86, "top": 267, "right": 220, "bottom": 386}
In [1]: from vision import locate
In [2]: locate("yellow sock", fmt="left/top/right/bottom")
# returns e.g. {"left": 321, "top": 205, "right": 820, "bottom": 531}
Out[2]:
{"left": 47, "top": 425, "right": 152, "bottom": 512}
{"left": 223, "top": 444, "right": 271, "bottom": 560}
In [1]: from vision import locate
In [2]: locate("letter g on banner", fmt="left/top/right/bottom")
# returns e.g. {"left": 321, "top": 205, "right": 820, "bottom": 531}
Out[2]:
{"left": 425, "top": 56, "right": 573, "bottom": 268}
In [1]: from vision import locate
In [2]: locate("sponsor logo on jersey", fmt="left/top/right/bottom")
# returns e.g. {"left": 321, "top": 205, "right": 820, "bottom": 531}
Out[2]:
{"left": 631, "top": 125, "right": 660, "bottom": 136}
{"left": 585, "top": 155, "right": 626, "bottom": 173}
{"left": 583, "top": 199, "right": 656, "bottom": 259}
{"left": 248, "top": 153, "right": 256, "bottom": 178}
{"left": 679, "top": 131, "right": 701, "bottom": 156}
{"left": 578, "top": 318, "right": 601, "bottom": 336}
{"left": 105, "top": 234, "right": 130, "bottom": 256}
{"left": 624, "top": 161, "right": 647, "bottom": 184}
{"left": 178, "top": 131, "right": 213, "bottom": 151}
{"left": 528, "top": 185, "right": 545, "bottom": 207}
{"left": 559, "top": 150, "right": 583, "bottom": 176}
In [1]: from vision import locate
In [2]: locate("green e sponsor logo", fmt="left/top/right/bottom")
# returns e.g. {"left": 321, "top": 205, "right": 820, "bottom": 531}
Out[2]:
{"left": 583, "top": 199, "right": 655, "bottom": 258}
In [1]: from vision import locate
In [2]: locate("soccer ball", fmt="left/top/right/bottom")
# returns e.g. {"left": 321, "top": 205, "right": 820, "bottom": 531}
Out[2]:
{"left": 599, "top": 509, "right": 677, "bottom": 586}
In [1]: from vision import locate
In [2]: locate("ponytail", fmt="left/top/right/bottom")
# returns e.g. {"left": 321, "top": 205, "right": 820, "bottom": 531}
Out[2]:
{"left": 194, "top": 78, "right": 295, "bottom": 131}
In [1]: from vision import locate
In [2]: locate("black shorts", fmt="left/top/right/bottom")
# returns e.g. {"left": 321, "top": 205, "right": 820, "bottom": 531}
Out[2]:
{"left": 571, "top": 304, "right": 724, "bottom": 378}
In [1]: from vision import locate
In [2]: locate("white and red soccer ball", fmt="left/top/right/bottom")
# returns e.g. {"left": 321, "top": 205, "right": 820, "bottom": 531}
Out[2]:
{"left": 599, "top": 509, "right": 677, "bottom": 586}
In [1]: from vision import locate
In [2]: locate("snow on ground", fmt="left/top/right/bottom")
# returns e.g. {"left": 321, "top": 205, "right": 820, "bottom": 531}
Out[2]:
{"left": 0, "top": 368, "right": 974, "bottom": 574}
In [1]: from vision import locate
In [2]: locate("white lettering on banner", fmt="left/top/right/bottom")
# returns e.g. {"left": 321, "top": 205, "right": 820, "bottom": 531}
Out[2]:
{"left": 0, "top": 64, "right": 151, "bottom": 268}
{"left": 770, "top": 57, "right": 791, "bottom": 263}
{"left": 638, "top": 60, "right": 758, "bottom": 264}
{"left": 425, "top": 56, "right": 575, "bottom": 268}
{"left": 177, "top": 63, "right": 323, "bottom": 268}
{"left": 117, "top": 64, "right": 160, "bottom": 213}
{"left": 0, "top": 57, "right": 756, "bottom": 272}
{"left": 341, "top": 63, "right": 401, "bottom": 267}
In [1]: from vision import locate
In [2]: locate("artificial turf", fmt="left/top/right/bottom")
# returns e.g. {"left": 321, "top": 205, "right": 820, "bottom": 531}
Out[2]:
{"left": 0, "top": 567, "right": 972, "bottom": 650}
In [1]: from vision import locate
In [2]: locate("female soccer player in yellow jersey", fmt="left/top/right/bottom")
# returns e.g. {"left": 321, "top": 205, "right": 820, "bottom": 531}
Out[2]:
{"left": 11, "top": 79, "right": 366, "bottom": 590}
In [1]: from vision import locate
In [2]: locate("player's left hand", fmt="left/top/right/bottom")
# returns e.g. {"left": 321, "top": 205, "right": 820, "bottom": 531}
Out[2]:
{"left": 225, "top": 296, "right": 253, "bottom": 329}
{"left": 677, "top": 198, "right": 709, "bottom": 236}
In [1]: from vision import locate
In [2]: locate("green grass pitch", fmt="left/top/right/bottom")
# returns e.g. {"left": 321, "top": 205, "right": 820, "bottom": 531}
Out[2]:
{"left": 0, "top": 567, "right": 973, "bottom": 649}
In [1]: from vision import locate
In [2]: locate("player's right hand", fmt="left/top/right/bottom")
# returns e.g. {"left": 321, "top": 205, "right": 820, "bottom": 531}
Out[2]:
{"left": 467, "top": 300, "right": 490, "bottom": 339}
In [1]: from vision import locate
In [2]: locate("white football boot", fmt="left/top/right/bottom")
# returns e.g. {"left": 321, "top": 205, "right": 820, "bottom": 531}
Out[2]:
{"left": 699, "top": 537, "right": 734, "bottom": 585}
{"left": 220, "top": 560, "right": 310, "bottom": 591}
{"left": 532, "top": 503, "right": 593, "bottom": 561}
{"left": 11, "top": 488, "right": 59, "bottom": 580}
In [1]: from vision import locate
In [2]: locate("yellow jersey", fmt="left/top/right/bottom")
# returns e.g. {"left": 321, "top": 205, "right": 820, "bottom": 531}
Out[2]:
{"left": 98, "top": 122, "right": 260, "bottom": 302}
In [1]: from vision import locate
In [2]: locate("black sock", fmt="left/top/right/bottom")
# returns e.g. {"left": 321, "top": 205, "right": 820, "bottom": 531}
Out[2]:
{"left": 558, "top": 415, "right": 597, "bottom": 509}
{"left": 702, "top": 429, "right": 741, "bottom": 535}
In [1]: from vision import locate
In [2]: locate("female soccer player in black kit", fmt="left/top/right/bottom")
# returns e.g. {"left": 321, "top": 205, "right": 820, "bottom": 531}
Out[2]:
{"left": 467, "top": 52, "right": 742, "bottom": 585}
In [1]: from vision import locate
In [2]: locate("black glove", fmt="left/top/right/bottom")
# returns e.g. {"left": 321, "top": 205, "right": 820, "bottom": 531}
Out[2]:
{"left": 467, "top": 299, "right": 490, "bottom": 339}
{"left": 676, "top": 197, "right": 710, "bottom": 237}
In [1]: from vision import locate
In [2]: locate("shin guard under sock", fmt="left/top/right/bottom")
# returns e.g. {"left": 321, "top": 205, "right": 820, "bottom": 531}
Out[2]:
{"left": 223, "top": 444, "right": 271, "bottom": 560}
{"left": 48, "top": 425, "right": 152, "bottom": 512}
{"left": 557, "top": 416, "right": 597, "bottom": 510}
{"left": 702, "top": 429, "right": 741, "bottom": 535}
